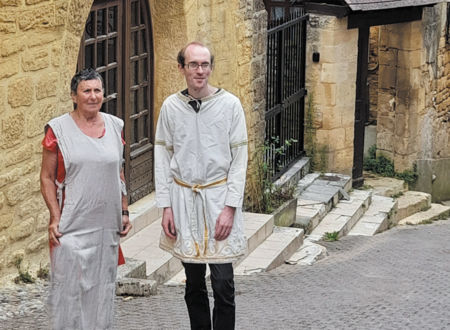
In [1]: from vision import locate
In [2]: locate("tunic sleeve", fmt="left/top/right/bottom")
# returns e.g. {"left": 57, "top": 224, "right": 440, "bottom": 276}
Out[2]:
{"left": 225, "top": 100, "right": 248, "bottom": 208}
{"left": 154, "top": 103, "right": 174, "bottom": 208}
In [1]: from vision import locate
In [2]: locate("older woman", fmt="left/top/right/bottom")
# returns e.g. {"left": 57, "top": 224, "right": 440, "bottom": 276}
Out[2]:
{"left": 40, "top": 68, "right": 131, "bottom": 329}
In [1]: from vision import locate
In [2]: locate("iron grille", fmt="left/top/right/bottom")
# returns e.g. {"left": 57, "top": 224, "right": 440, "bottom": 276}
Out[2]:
{"left": 265, "top": 10, "right": 308, "bottom": 180}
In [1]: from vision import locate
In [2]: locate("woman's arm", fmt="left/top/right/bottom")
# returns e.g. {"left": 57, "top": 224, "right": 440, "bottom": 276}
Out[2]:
{"left": 119, "top": 169, "right": 132, "bottom": 237}
{"left": 40, "top": 148, "right": 62, "bottom": 246}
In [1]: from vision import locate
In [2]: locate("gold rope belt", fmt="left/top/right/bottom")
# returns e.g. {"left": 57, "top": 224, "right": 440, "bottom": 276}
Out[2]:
{"left": 173, "top": 177, "right": 227, "bottom": 192}
{"left": 173, "top": 176, "right": 227, "bottom": 257}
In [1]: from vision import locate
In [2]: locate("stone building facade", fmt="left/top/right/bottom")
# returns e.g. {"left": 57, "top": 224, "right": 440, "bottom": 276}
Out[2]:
{"left": 0, "top": 0, "right": 267, "bottom": 284}
{"left": 305, "top": 2, "right": 449, "bottom": 201}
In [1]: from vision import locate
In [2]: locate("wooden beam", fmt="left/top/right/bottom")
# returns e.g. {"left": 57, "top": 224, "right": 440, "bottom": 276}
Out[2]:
{"left": 303, "top": 2, "right": 350, "bottom": 17}
{"left": 347, "top": 6, "right": 423, "bottom": 29}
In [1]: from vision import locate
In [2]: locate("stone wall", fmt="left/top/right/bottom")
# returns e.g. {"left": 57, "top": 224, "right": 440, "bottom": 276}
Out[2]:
{"left": 0, "top": 0, "right": 266, "bottom": 284}
{"left": 0, "top": 0, "right": 91, "bottom": 284}
{"left": 305, "top": 15, "right": 358, "bottom": 175}
{"left": 368, "top": 26, "right": 380, "bottom": 123}
{"left": 376, "top": 3, "right": 450, "bottom": 201}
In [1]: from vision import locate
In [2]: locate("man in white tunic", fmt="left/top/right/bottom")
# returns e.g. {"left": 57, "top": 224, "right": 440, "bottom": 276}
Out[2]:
{"left": 155, "top": 42, "right": 248, "bottom": 330}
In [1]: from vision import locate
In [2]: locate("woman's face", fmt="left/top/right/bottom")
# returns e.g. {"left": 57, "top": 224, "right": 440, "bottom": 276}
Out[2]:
{"left": 71, "top": 79, "right": 104, "bottom": 114}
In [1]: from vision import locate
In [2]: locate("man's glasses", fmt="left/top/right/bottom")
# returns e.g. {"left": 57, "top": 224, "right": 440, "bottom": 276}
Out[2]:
{"left": 185, "top": 62, "right": 211, "bottom": 70}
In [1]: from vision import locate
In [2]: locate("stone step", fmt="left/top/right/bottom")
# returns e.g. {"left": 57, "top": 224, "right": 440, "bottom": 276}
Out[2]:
{"left": 395, "top": 191, "right": 431, "bottom": 222}
{"left": 363, "top": 175, "right": 407, "bottom": 197}
{"left": 234, "top": 226, "right": 304, "bottom": 275}
{"left": 293, "top": 173, "right": 352, "bottom": 234}
{"left": 121, "top": 219, "right": 181, "bottom": 285}
{"left": 348, "top": 195, "right": 397, "bottom": 236}
{"left": 307, "top": 190, "right": 372, "bottom": 241}
{"left": 398, "top": 203, "right": 450, "bottom": 225}
{"left": 285, "top": 240, "right": 328, "bottom": 266}
{"left": 121, "top": 192, "right": 161, "bottom": 243}
{"left": 294, "top": 199, "right": 327, "bottom": 234}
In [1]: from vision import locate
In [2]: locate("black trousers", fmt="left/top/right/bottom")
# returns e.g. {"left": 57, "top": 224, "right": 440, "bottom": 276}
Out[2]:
{"left": 182, "top": 262, "right": 235, "bottom": 330}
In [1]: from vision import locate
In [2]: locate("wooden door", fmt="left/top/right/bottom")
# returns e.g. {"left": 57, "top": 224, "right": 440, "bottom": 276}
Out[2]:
{"left": 78, "top": 0, "right": 154, "bottom": 203}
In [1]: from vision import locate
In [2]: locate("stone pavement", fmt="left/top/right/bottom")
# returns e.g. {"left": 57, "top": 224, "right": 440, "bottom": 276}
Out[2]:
{"left": 2, "top": 219, "right": 450, "bottom": 329}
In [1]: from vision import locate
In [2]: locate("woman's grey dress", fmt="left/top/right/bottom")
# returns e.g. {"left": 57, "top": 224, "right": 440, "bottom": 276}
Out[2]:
{"left": 47, "top": 112, "right": 124, "bottom": 330}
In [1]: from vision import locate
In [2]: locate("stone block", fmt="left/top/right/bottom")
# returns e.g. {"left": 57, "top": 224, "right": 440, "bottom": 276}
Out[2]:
{"left": 0, "top": 85, "right": 5, "bottom": 113}
{"left": 1, "top": 112, "right": 25, "bottom": 148}
{"left": 328, "top": 128, "right": 346, "bottom": 150}
{"left": 0, "top": 12, "right": 16, "bottom": 33}
{"left": 397, "top": 49, "right": 423, "bottom": 69}
{"left": 0, "top": 167, "right": 21, "bottom": 189}
{"left": 0, "top": 192, "right": 4, "bottom": 209}
{"left": 22, "top": 49, "right": 49, "bottom": 71}
{"left": 5, "top": 143, "right": 33, "bottom": 167}
{"left": 115, "top": 278, "right": 157, "bottom": 296}
{"left": 7, "top": 249, "right": 24, "bottom": 267}
{"left": 0, "top": 213, "right": 13, "bottom": 230}
{"left": 0, "top": 0, "right": 20, "bottom": 6}
{"left": 55, "top": 0, "right": 69, "bottom": 27}
{"left": 317, "top": 83, "right": 336, "bottom": 106}
{"left": 5, "top": 179, "right": 32, "bottom": 206}
{"left": 378, "top": 64, "right": 397, "bottom": 89}
{"left": 36, "top": 210, "right": 49, "bottom": 232}
{"left": 26, "top": 233, "right": 47, "bottom": 253}
{"left": 9, "top": 217, "right": 35, "bottom": 241}
{"left": 8, "top": 77, "right": 34, "bottom": 107}
{"left": 0, "top": 235, "right": 7, "bottom": 253}
{"left": 26, "top": 103, "right": 55, "bottom": 137}
{"left": 18, "top": 3, "right": 55, "bottom": 30}
{"left": 17, "top": 197, "right": 45, "bottom": 218}
{"left": 25, "top": 0, "right": 48, "bottom": 4}
{"left": 0, "top": 56, "right": 19, "bottom": 79}
{"left": 335, "top": 82, "right": 356, "bottom": 107}
{"left": 0, "top": 36, "right": 25, "bottom": 57}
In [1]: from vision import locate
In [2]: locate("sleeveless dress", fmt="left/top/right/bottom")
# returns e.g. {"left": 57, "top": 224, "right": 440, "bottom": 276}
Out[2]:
{"left": 47, "top": 112, "right": 124, "bottom": 330}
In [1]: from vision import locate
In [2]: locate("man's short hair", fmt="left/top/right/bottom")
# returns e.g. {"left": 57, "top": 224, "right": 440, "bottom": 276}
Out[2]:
{"left": 70, "top": 68, "right": 104, "bottom": 95}
{"left": 177, "top": 41, "right": 214, "bottom": 67}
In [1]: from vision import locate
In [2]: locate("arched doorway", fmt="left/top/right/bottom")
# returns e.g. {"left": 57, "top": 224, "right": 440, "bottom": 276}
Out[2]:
{"left": 77, "top": 0, "right": 154, "bottom": 203}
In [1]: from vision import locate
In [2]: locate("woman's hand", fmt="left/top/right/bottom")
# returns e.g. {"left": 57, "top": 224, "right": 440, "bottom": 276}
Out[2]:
{"left": 48, "top": 217, "right": 62, "bottom": 246}
{"left": 120, "top": 215, "right": 132, "bottom": 237}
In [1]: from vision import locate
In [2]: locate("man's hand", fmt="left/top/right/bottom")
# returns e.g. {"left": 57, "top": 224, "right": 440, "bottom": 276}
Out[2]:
{"left": 48, "top": 217, "right": 63, "bottom": 246}
{"left": 162, "top": 207, "right": 177, "bottom": 239}
{"left": 214, "top": 206, "right": 235, "bottom": 241}
{"left": 120, "top": 215, "right": 132, "bottom": 237}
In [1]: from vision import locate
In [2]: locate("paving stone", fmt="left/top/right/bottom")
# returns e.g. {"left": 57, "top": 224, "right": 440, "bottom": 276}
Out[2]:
{"left": 5, "top": 219, "right": 450, "bottom": 330}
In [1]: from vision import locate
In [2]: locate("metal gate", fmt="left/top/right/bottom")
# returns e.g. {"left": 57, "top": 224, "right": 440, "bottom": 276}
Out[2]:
{"left": 77, "top": 0, "right": 154, "bottom": 203}
{"left": 265, "top": 5, "right": 308, "bottom": 180}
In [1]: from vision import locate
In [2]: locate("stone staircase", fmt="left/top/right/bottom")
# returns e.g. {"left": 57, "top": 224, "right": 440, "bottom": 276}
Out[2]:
{"left": 116, "top": 162, "right": 450, "bottom": 294}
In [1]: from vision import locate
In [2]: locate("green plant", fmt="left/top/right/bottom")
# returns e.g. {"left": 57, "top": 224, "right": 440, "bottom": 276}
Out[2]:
{"left": 391, "top": 191, "right": 404, "bottom": 199}
{"left": 37, "top": 263, "right": 50, "bottom": 280}
{"left": 245, "top": 137, "right": 297, "bottom": 214}
{"left": 364, "top": 145, "right": 418, "bottom": 185}
{"left": 13, "top": 256, "right": 35, "bottom": 284}
{"left": 322, "top": 231, "right": 339, "bottom": 241}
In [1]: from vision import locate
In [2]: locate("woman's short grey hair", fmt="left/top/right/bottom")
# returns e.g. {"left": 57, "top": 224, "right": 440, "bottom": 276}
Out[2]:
{"left": 70, "top": 68, "right": 104, "bottom": 95}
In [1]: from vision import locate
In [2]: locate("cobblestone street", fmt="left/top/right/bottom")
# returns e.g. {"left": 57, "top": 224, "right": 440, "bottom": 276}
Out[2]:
{"left": 2, "top": 219, "right": 450, "bottom": 330}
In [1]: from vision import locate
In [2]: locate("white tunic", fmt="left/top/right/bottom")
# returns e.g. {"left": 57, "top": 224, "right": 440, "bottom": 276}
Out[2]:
{"left": 155, "top": 89, "right": 248, "bottom": 263}
{"left": 47, "top": 113, "right": 124, "bottom": 330}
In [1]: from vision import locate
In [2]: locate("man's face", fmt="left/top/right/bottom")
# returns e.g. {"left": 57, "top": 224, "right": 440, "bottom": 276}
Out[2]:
{"left": 179, "top": 45, "right": 212, "bottom": 91}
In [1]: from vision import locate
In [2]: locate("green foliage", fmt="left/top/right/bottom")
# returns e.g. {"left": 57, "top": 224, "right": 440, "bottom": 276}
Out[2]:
{"left": 13, "top": 256, "right": 35, "bottom": 284}
{"left": 245, "top": 137, "right": 297, "bottom": 214}
{"left": 322, "top": 231, "right": 339, "bottom": 241}
{"left": 363, "top": 145, "right": 418, "bottom": 185}
{"left": 37, "top": 263, "right": 50, "bottom": 280}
